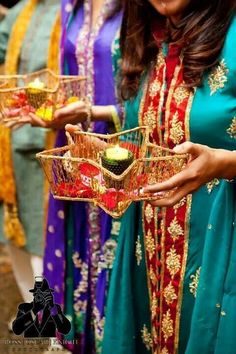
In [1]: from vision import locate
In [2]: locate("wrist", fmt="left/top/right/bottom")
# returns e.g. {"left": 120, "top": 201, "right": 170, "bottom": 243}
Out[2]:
{"left": 214, "top": 148, "right": 236, "bottom": 180}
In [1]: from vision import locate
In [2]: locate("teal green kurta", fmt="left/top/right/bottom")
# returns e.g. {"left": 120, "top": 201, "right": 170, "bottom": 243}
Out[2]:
{"left": 102, "top": 15, "right": 236, "bottom": 354}
{"left": 0, "top": 0, "right": 60, "bottom": 256}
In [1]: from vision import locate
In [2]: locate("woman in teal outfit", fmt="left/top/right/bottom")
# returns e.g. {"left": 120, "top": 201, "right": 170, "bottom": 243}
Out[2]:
{"left": 97, "top": 0, "right": 236, "bottom": 352}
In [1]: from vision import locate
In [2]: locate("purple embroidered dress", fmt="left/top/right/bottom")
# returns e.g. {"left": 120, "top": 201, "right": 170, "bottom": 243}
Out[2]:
{"left": 43, "top": 0, "right": 122, "bottom": 352}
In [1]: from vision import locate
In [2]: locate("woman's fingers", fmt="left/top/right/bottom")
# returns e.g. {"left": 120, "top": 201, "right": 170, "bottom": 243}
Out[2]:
{"left": 65, "top": 123, "right": 80, "bottom": 133}
{"left": 29, "top": 113, "right": 48, "bottom": 127}
{"left": 54, "top": 100, "right": 85, "bottom": 119}
{"left": 149, "top": 183, "right": 195, "bottom": 207}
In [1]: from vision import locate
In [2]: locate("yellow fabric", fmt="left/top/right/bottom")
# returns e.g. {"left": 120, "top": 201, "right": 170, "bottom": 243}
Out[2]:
{"left": 0, "top": 0, "right": 60, "bottom": 247}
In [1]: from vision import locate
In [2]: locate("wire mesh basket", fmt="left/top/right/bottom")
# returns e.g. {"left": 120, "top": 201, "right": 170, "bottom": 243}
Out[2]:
{"left": 37, "top": 127, "right": 188, "bottom": 218}
{"left": 0, "top": 69, "right": 85, "bottom": 122}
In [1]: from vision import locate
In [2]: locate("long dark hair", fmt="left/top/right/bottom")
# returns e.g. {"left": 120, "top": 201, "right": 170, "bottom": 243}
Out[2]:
{"left": 120, "top": 0, "right": 236, "bottom": 99}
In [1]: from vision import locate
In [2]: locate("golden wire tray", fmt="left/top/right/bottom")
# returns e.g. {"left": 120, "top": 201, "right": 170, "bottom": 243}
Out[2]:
{"left": 0, "top": 69, "right": 85, "bottom": 122}
{"left": 36, "top": 127, "right": 188, "bottom": 218}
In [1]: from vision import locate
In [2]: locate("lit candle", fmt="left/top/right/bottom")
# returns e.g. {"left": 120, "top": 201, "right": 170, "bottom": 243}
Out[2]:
{"left": 28, "top": 77, "right": 45, "bottom": 90}
{"left": 105, "top": 145, "right": 129, "bottom": 160}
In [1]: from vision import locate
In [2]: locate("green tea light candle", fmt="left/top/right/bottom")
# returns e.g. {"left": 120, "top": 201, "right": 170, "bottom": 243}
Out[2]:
{"left": 101, "top": 144, "right": 134, "bottom": 176}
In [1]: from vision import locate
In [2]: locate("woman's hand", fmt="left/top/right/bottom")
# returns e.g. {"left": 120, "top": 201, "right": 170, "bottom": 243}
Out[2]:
{"left": 143, "top": 142, "right": 236, "bottom": 207}
{"left": 27, "top": 100, "right": 89, "bottom": 129}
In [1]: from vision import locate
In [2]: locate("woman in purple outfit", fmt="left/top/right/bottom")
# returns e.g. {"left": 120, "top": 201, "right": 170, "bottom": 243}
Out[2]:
{"left": 38, "top": 0, "right": 123, "bottom": 352}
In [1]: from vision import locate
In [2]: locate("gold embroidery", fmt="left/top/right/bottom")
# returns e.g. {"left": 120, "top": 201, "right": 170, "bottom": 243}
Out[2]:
{"left": 141, "top": 324, "right": 153, "bottom": 351}
{"left": 189, "top": 267, "right": 201, "bottom": 298}
{"left": 157, "top": 50, "right": 165, "bottom": 66}
{"left": 173, "top": 197, "right": 187, "bottom": 213}
{"left": 227, "top": 117, "right": 236, "bottom": 139}
{"left": 163, "top": 282, "right": 178, "bottom": 305}
{"left": 146, "top": 229, "right": 155, "bottom": 260}
{"left": 169, "top": 112, "right": 184, "bottom": 144}
{"left": 162, "top": 309, "right": 174, "bottom": 342}
{"left": 94, "top": 306, "right": 105, "bottom": 343}
{"left": 221, "top": 311, "right": 226, "bottom": 316}
{"left": 206, "top": 178, "right": 220, "bottom": 193}
{"left": 151, "top": 292, "right": 158, "bottom": 320}
{"left": 111, "top": 221, "right": 121, "bottom": 236}
{"left": 135, "top": 235, "right": 142, "bottom": 266}
{"left": 167, "top": 216, "right": 184, "bottom": 241}
{"left": 161, "top": 347, "right": 169, "bottom": 354}
{"left": 166, "top": 246, "right": 181, "bottom": 278}
{"left": 149, "top": 266, "right": 157, "bottom": 286}
{"left": 149, "top": 79, "right": 161, "bottom": 98}
{"left": 173, "top": 86, "right": 189, "bottom": 105}
{"left": 143, "top": 103, "right": 157, "bottom": 129}
{"left": 216, "top": 303, "right": 221, "bottom": 308}
{"left": 145, "top": 204, "right": 154, "bottom": 223}
{"left": 208, "top": 59, "right": 229, "bottom": 95}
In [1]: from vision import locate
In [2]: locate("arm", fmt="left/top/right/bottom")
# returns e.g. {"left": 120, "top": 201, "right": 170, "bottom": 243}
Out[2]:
{"left": 12, "top": 304, "right": 35, "bottom": 335}
{"left": 143, "top": 142, "right": 236, "bottom": 207}
{"left": 50, "top": 304, "right": 71, "bottom": 335}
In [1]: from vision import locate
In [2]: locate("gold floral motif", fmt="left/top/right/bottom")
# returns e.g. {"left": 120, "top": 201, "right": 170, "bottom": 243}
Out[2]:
{"left": 173, "top": 197, "right": 187, "bottom": 213}
{"left": 163, "top": 282, "right": 178, "bottom": 305}
{"left": 161, "top": 347, "right": 169, "bottom": 354}
{"left": 169, "top": 111, "right": 184, "bottom": 144}
{"left": 93, "top": 306, "right": 105, "bottom": 343}
{"left": 98, "top": 239, "right": 117, "bottom": 272}
{"left": 149, "top": 265, "right": 157, "bottom": 286}
{"left": 146, "top": 229, "right": 156, "bottom": 260}
{"left": 208, "top": 59, "right": 229, "bottom": 95}
{"left": 167, "top": 216, "right": 184, "bottom": 241}
{"left": 135, "top": 235, "right": 142, "bottom": 266}
{"left": 149, "top": 79, "right": 161, "bottom": 98}
{"left": 151, "top": 292, "right": 158, "bottom": 320}
{"left": 166, "top": 246, "right": 181, "bottom": 278}
{"left": 141, "top": 324, "right": 153, "bottom": 351}
{"left": 152, "top": 327, "right": 158, "bottom": 347}
{"left": 206, "top": 178, "right": 220, "bottom": 194}
{"left": 173, "top": 86, "right": 189, "bottom": 105}
{"left": 227, "top": 117, "right": 236, "bottom": 139}
{"left": 162, "top": 309, "right": 174, "bottom": 342}
{"left": 145, "top": 204, "right": 154, "bottom": 223}
{"left": 189, "top": 267, "right": 201, "bottom": 298}
{"left": 143, "top": 103, "right": 157, "bottom": 129}
{"left": 111, "top": 221, "right": 121, "bottom": 236}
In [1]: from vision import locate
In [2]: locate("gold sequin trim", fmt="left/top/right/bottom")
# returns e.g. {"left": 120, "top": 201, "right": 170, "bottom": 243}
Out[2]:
{"left": 141, "top": 324, "right": 153, "bottom": 351}
{"left": 145, "top": 204, "right": 154, "bottom": 224}
{"left": 146, "top": 229, "right": 155, "bottom": 260}
{"left": 163, "top": 282, "right": 178, "bottom": 305}
{"left": 167, "top": 216, "right": 184, "bottom": 241}
{"left": 166, "top": 246, "right": 181, "bottom": 278}
{"left": 227, "top": 117, "right": 236, "bottom": 139}
{"left": 208, "top": 59, "right": 229, "bottom": 95}
{"left": 162, "top": 309, "right": 174, "bottom": 342}
{"left": 135, "top": 235, "right": 142, "bottom": 266}
{"left": 169, "top": 112, "right": 184, "bottom": 145}
{"left": 151, "top": 292, "right": 158, "bottom": 320}
{"left": 206, "top": 178, "right": 220, "bottom": 194}
{"left": 111, "top": 221, "right": 121, "bottom": 236}
{"left": 189, "top": 267, "right": 201, "bottom": 298}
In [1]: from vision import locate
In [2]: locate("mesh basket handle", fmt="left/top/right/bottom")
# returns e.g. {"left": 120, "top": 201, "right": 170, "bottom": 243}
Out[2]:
{"left": 65, "top": 131, "right": 75, "bottom": 145}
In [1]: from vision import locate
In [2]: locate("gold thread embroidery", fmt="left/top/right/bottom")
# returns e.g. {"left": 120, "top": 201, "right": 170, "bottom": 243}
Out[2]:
{"left": 111, "top": 221, "right": 121, "bottom": 236}
{"left": 141, "top": 324, "right": 153, "bottom": 351}
{"left": 208, "top": 59, "right": 229, "bottom": 95}
{"left": 161, "top": 347, "right": 169, "bottom": 354}
{"left": 135, "top": 235, "right": 142, "bottom": 266}
{"left": 163, "top": 282, "right": 178, "bottom": 305}
{"left": 149, "top": 265, "right": 157, "bottom": 286}
{"left": 189, "top": 267, "right": 201, "bottom": 298}
{"left": 227, "top": 117, "right": 236, "bottom": 139}
{"left": 93, "top": 306, "right": 105, "bottom": 343}
{"left": 151, "top": 292, "right": 158, "bottom": 320}
{"left": 167, "top": 216, "right": 184, "bottom": 241}
{"left": 146, "top": 229, "right": 156, "bottom": 260}
{"left": 143, "top": 103, "right": 157, "bottom": 129}
{"left": 145, "top": 204, "right": 154, "bottom": 223}
{"left": 149, "top": 79, "right": 161, "bottom": 98}
{"left": 166, "top": 246, "right": 181, "bottom": 278}
{"left": 162, "top": 309, "right": 174, "bottom": 342}
{"left": 169, "top": 111, "right": 184, "bottom": 145}
{"left": 173, "top": 86, "right": 189, "bottom": 105}
{"left": 206, "top": 178, "right": 220, "bottom": 194}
